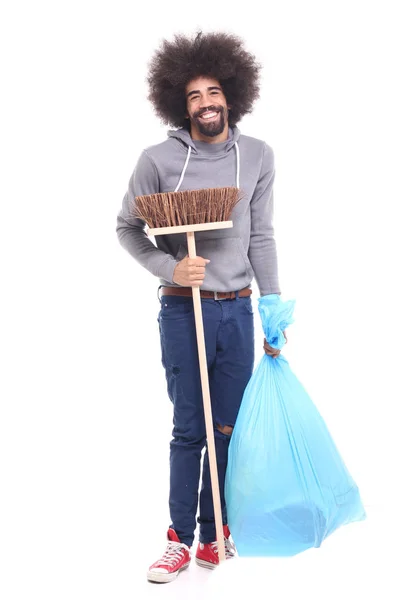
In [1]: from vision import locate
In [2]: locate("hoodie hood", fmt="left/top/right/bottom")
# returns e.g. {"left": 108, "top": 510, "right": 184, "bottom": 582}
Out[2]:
{"left": 167, "top": 126, "right": 241, "bottom": 154}
{"left": 167, "top": 126, "right": 241, "bottom": 192}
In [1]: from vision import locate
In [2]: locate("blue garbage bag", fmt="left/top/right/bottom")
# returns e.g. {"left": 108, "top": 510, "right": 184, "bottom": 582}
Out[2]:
{"left": 225, "top": 294, "right": 366, "bottom": 557}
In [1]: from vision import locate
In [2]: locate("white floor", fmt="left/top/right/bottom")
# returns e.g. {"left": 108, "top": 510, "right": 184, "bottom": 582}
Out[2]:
{"left": 134, "top": 506, "right": 398, "bottom": 600}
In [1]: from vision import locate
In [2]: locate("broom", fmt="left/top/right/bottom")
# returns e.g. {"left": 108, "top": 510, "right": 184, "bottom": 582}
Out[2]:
{"left": 133, "top": 186, "right": 241, "bottom": 563}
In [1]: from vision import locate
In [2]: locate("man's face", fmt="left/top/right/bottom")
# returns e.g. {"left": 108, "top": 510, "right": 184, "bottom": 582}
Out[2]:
{"left": 185, "top": 76, "right": 230, "bottom": 139}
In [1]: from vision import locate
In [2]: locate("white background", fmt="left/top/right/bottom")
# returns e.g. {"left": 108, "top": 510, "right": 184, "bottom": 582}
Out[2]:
{"left": 1, "top": 1, "right": 399, "bottom": 598}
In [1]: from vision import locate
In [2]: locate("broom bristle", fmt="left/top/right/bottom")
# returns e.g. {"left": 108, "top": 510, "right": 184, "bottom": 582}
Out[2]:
{"left": 133, "top": 187, "right": 242, "bottom": 229}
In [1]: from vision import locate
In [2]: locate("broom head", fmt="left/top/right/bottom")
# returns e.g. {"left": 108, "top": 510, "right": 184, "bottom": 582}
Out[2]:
{"left": 133, "top": 186, "right": 242, "bottom": 231}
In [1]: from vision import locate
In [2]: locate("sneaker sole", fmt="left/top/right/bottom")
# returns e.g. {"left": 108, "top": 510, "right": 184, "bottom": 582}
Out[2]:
{"left": 195, "top": 557, "right": 218, "bottom": 570}
{"left": 147, "top": 562, "right": 190, "bottom": 583}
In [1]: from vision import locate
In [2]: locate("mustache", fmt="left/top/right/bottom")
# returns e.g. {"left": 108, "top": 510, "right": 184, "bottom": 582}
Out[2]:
{"left": 194, "top": 106, "right": 223, "bottom": 119}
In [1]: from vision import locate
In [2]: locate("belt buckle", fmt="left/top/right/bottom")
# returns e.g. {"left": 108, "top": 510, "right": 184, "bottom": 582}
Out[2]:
{"left": 214, "top": 291, "right": 227, "bottom": 301}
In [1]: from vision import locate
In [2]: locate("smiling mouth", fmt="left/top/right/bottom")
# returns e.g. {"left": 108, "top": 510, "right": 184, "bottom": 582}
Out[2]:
{"left": 198, "top": 110, "right": 220, "bottom": 122}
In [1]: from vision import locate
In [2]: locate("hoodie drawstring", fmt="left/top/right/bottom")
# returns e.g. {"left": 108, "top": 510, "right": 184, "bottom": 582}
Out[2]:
{"left": 174, "top": 142, "right": 240, "bottom": 193}
{"left": 234, "top": 141, "right": 240, "bottom": 189}
{"left": 174, "top": 146, "right": 192, "bottom": 193}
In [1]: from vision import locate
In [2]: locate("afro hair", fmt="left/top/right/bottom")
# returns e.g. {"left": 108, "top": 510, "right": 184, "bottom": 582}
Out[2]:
{"left": 147, "top": 31, "right": 262, "bottom": 129}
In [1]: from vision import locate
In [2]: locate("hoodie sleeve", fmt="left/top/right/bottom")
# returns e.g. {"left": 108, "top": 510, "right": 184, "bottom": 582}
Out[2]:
{"left": 116, "top": 150, "right": 179, "bottom": 284}
{"left": 248, "top": 143, "right": 281, "bottom": 296}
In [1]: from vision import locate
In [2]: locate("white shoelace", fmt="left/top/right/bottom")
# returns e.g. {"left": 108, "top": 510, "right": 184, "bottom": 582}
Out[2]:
{"left": 154, "top": 541, "right": 189, "bottom": 567}
{"left": 209, "top": 536, "right": 237, "bottom": 558}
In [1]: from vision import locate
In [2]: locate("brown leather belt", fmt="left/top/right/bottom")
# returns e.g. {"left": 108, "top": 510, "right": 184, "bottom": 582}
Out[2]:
{"left": 161, "top": 286, "right": 252, "bottom": 300}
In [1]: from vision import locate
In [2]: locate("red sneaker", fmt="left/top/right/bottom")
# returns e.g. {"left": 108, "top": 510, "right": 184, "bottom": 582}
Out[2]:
{"left": 195, "top": 525, "right": 237, "bottom": 569}
{"left": 147, "top": 528, "right": 191, "bottom": 583}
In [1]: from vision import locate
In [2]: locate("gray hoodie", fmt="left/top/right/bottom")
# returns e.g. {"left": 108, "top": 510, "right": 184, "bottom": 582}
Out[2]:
{"left": 116, "top": 126, "right": 280, "bottom": 296}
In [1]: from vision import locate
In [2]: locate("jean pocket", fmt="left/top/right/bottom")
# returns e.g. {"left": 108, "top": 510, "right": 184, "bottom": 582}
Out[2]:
{"left": 159, "top": 297, "right": 194, "bottom": 320}
{"left": 240, "top": 297, "right": 254, "bottom": 315}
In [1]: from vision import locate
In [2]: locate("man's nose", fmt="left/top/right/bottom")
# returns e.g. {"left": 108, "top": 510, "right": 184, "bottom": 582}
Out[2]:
{"left": 199, "top": 95, "right": 214, "bottom": 108}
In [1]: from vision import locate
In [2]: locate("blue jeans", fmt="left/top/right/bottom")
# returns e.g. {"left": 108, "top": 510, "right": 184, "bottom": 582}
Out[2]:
{"left": 158, "top": 294, "right": 255, "bottom": 546}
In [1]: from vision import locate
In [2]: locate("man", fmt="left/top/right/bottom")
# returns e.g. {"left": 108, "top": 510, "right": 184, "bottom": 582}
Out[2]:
{"left": 116, "top": 31, "right": 285, "bottom": 583}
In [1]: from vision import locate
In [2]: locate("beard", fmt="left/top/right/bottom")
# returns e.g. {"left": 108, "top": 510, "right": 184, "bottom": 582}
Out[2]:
{"left": 191, "top": 105, "right": 227, "bottom": 137}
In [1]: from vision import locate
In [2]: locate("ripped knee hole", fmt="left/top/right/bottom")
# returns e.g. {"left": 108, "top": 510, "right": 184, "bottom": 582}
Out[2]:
{"left": 216, "top": 424, "right": 233, "bottom": 436}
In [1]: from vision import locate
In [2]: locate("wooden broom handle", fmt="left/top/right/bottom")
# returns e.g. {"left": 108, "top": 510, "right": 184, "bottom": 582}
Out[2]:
{"left": 186, "top": 231, "right": 226, "bottom": 562}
